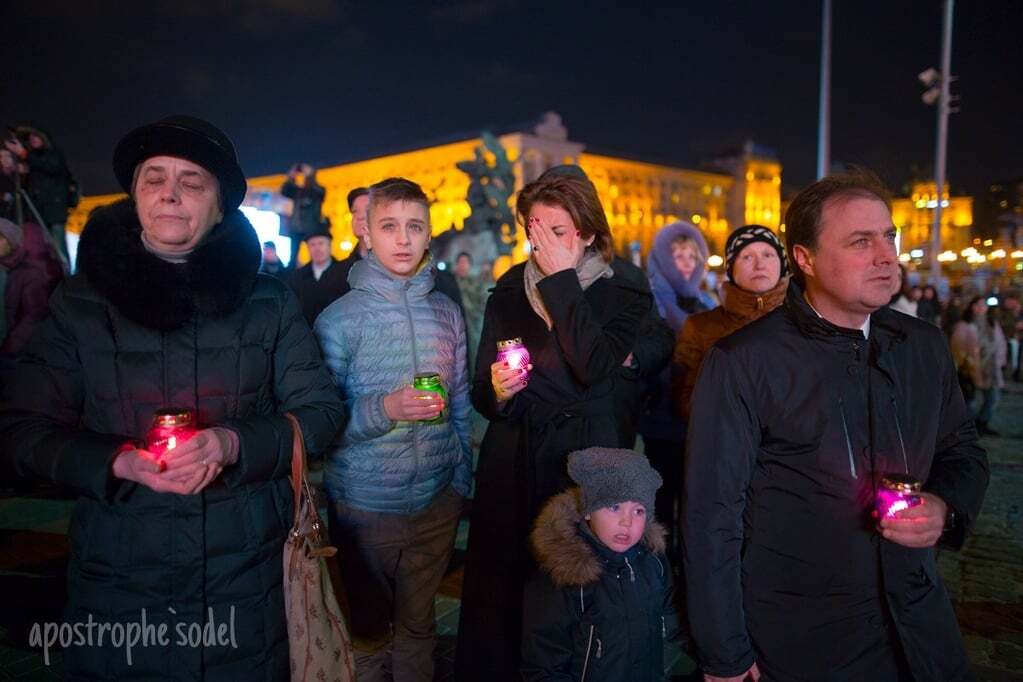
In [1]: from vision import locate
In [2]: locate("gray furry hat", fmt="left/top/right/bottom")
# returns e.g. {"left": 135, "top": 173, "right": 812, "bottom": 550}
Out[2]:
{"left": 567, "top": 447, "right": 663, "bottom": 516}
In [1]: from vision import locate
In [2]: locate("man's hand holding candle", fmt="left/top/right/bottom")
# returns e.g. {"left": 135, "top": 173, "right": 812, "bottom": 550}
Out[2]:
{"left": 112, "top": 447, "right": 207, "bottom": 495}
{"left": 878, "top": 492, "right": 948, "bottom": 548}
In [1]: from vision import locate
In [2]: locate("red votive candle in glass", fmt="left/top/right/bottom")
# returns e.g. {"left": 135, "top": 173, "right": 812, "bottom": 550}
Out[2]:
{"left": 146, "top": 408, "right": 198, "bottom": 460}
{"left": 875, "top": 473, "right": 923, "bottom": 519}
{"left": 496, "top": 338, "right": 530, "bottom": 378}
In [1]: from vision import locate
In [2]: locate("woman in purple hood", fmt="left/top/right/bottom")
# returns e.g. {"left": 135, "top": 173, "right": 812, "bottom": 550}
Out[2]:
{"left": 637, "top": 220, "right": 715, "bottom": 553}
{"left": 0, "top": 219, "right": 64, "bottom": 356}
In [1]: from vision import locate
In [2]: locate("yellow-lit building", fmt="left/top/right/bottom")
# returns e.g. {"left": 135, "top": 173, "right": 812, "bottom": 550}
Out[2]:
{"left": 892, "top": 181, "right": 973, "bottom": 254}
{"left": 67, "top": 113, "right": 783, "bottom": 264}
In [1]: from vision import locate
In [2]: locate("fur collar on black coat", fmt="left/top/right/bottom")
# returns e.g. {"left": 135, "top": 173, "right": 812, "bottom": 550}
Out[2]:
{"left": 76, "top": 199, "right": 261, "bottom": 331}
{"left": 531, "top": 488, "right": 667, "bottom": 587}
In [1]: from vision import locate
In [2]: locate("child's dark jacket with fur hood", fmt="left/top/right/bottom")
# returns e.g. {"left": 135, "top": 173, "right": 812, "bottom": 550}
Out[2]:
{"left": 521, "top": 488, "right": 681, "bottom": 681}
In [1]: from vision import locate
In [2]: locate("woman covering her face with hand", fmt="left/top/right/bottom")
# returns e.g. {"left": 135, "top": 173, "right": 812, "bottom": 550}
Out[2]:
{"left": 456, "top": 172, "right": 656, "bottom": 680}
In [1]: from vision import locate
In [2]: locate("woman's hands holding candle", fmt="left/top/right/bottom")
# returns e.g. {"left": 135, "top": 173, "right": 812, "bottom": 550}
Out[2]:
{"left": 383, "top": 386, "right": 445, "bottom": 422}
{"left": 877, "top": 492, "right": 948, "bottom": 548}
{"left": 491, "top": 359, "right": 532, "bottom": 404}
{"left": 112, "top": 447, "right": 207, "bottom": 495}
{"left": 160, "top": 428, "right": 239, "bottom": 493}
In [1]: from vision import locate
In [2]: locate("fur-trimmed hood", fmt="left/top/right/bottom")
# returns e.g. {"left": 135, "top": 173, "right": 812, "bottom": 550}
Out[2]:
{"left": 76, "top": 198, "right": 260, "bottom": 331}
{"left": 530, "top": 488, "right": 666, "bottom": 587}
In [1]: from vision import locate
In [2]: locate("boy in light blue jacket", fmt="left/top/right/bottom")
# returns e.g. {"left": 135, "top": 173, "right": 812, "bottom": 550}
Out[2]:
{"left": 314, "top": 177, "right": 472, "bottom": 682}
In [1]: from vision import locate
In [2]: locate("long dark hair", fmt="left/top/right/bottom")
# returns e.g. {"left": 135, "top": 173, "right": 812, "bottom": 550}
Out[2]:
{"left": 961, "top": 296, "right": 989, "bottom": 325}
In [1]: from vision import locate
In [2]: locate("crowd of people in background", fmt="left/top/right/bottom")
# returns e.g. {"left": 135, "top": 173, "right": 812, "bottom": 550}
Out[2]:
{"left": 0, "top": 116, "right": 1010, "bottom": 681}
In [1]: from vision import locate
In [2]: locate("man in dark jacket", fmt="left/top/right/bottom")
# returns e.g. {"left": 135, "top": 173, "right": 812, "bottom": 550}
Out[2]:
{"left": 684, "top": 169, "right": 988, "bottom": 682}
{"left": 289, "top": 226, "right": 349, "bottom": 326}
{"left": 333, "top": 187, "right": 370, "bottom": 299}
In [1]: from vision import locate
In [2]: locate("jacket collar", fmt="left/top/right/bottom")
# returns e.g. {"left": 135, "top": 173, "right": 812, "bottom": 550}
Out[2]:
{"left": 530, "top": 488, "right": 667, "bottom": 587}
{"left": 719, "top": 276, "right": 788, "bottom": 321}
{"left": 76, "top": 198, "right": 260, "bottom": 331}
{"left": 347, "top": 251, "right": 436, "bottom": 303}
{"left": 784, "top": 279, "right": 908, "bottom": 355}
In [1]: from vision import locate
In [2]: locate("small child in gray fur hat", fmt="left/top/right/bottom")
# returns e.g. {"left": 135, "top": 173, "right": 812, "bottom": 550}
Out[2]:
{"left": 521, "top": 447, "right": 680, "bottom": 680}
{"left": 569, "top": 446, "right": 663, "bottom": 553}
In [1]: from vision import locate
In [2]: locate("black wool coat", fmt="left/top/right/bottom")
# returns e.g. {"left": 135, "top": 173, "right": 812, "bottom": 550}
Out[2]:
{"left": 288, "top": 258, "right": 350, "bottom": 326}
{"left": 521, "top": 489, "right": 679, "bottom": 682}
{"left": 455, "top": 259, "right": 654, "bottom": 680}
{"left": 0, "top": 199, "right": 344, "bottom": 681}
{"left": 683, "top": 280, "right": 989, "bottom": 682}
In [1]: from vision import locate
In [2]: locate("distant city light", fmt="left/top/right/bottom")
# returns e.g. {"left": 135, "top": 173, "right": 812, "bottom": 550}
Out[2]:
{"left": 910, "top": 249, "right": 924, "bottom": 258}
{"left": 986, "top": 296, "right": 998, "bottom": 306}
{"left": 899, "top": 253, "right": 912, "bottom": 263}
{"left": 707, "top": 255, "right": 724, "bottom": 267}
{"left": 241, "top": 206, "right": 292, "bottom": 267}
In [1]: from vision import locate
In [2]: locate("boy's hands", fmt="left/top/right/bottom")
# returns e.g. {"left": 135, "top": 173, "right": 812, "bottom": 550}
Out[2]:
{"left": 384, "top": 386, "right": 445, "bottom": 421}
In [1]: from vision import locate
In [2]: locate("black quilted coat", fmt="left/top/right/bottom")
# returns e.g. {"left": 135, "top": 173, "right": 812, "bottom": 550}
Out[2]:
{"left": 0, "top": 199, "right": 344, "bottom": 680}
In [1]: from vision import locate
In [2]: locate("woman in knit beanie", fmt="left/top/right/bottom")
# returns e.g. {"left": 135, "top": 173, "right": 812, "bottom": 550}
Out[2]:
{"left": 674, "top": 224, "right": 789, "bottom": 419}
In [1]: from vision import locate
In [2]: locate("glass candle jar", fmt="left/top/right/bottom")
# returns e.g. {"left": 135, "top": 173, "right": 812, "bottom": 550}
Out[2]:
{"left": 496, "top": 338, "right": 531, "bottom": 377}
{"left": 875, "top": 473, "right": 923, "bottom": 518}
{"left": 412, "top": 373, "right": 448, "bottom": 424}
{"left": 146, "top": 408, "right": 198, "bottom": 459}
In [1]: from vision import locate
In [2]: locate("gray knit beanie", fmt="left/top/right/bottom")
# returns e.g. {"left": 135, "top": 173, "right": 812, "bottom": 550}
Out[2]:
{"left": 567, "top": 447, "right": 663, "bottom": 516}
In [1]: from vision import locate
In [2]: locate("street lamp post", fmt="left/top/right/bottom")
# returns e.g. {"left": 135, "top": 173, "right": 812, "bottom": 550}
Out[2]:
{"left": 816, "top": 0, "right": 832, "bottom": 180}
{"left": 922, "top": 0, "right": 956, "bottom": 279}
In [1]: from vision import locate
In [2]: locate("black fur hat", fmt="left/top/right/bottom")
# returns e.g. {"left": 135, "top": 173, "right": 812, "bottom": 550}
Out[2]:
{"left": 113, "top": 115, "right": 248, "bottom": 210}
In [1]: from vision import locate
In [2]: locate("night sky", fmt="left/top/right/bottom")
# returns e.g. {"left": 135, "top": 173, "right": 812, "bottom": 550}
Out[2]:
{"left": 4, "top": 1, "right": 1020, "bottom": 201}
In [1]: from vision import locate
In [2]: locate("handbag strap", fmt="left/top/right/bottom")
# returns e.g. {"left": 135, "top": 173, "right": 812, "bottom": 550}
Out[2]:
{"left": 284, "top": 412, "right": 308, "bottom": 527}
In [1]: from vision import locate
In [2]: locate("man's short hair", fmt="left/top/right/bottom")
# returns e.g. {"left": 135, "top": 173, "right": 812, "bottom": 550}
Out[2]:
{"left": 456, "top": 251, "right": 472, "bottom": 262}
{"left": 784, "top": 167, "right": 892, "bottom": 286}
{"left": 367, "top": 177, "right": 430, "bottom": 220}
{"left": 262, "top": 241, "right": 276, "bottom": 250}
{"left": 347, "top": 187, "right": 369, "bottom": 211}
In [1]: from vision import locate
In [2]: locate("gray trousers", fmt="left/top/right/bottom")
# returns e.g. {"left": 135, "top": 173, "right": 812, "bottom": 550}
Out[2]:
{"left": 328, "top": 486, "right": 463, "bottom": 682}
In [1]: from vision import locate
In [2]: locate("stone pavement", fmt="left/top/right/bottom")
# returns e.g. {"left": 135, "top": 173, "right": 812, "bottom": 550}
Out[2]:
{"left": 1, "top": 388, "right": 1021, "bottom": 680}
{"left": 938, "top": 383, "right": 1023, "bottom": 681}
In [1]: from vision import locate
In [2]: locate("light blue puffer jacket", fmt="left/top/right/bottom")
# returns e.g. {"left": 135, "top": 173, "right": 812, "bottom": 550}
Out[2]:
{"left": 314, "top": 253, "right": 473, "bottom": 513}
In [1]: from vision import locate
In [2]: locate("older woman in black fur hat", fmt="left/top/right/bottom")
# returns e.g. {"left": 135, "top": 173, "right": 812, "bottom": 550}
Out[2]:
{"left": 0, "top": 116, "right": 344, "bottom": 680}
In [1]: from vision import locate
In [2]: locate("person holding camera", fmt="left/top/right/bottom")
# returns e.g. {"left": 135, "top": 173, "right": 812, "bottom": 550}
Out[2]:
{"left": 4, "top": 126, "right": 77, "bottom": 264}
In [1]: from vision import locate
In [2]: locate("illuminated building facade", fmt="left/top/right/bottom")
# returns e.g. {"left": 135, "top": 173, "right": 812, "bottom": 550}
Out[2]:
{"left": 891, "top": 181, "right": 973, "bottom": 254}
{"left": 67, "top": 113, "right": 783, "bottom": 264}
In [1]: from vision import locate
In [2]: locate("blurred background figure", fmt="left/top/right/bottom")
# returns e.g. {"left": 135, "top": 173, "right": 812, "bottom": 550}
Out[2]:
{"left": 889, "top": 264, "right": 918, "bottom": 317}
{"left": 333, "top": 187, "right": 370, "bottom": 299}
{"left": 280, "top": 162, "right": 325, "bottom": 266}
{"left": 4, "top": 126, "right": 77, "bottom": 266}
{"left": 917, "top": 284, "right": 942, "bottom": 326}
{"left": 950, "top": 296, "right": 1007, "bottom": 436}
{"left": 288, "top": 223, "right": 347, "bottom": 326}
{"left": 998, "top": 292, "right": 1022, "bottom": 382}
{"left": 259, "top": 240, "right": 287, "bottom": 277}
{"left": 453, "top": 251, "right": 487, "bottom": 377}
{"left": 0, "top": 219, "right": 65, "bottom": 358}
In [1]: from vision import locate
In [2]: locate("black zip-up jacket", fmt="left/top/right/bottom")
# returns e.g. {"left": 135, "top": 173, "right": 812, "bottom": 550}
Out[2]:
{"left": 683, "top": 280, "right": 988, "bottom": 681}
{"left": 522, "top": 489, "right": 680, "bottom": 681}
